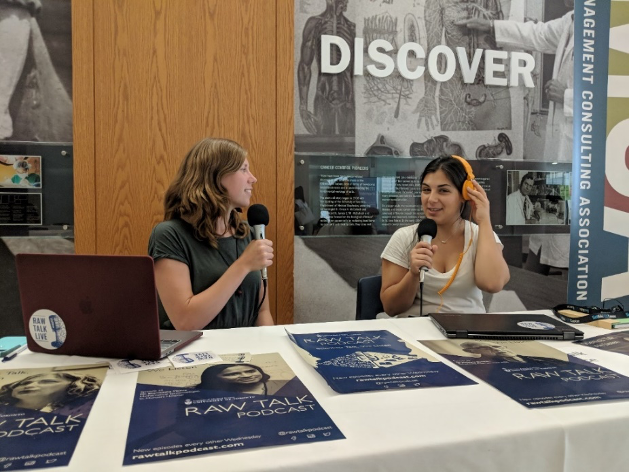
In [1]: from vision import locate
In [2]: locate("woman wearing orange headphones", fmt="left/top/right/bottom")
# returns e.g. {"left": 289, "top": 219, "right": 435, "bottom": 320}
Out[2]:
{"left": 380, "top": 156, "right": 510, "bottom": 316}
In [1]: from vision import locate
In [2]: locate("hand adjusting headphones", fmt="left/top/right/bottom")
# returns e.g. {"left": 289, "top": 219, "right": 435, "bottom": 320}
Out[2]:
{"left": 451, "top": 155, "right": 474, "bottom": 201}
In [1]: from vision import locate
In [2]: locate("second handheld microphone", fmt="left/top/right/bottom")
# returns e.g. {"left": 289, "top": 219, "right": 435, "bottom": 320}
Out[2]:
{"left": 416, "top": 218, "right": 437, "bottom": 283}
{"left": 246, "top": 204, "right": 270, "bottom": 280}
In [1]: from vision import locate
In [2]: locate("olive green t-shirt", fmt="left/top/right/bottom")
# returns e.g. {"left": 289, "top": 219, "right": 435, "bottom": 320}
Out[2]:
{"left": 148, "top": 218, "right": 260, "bottom": 329}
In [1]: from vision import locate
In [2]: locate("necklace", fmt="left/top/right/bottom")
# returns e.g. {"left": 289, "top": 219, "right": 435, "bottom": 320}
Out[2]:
{"left": 216, "top": 237, "right": 243, "bottom": 296}
{"left": 439, "top": 219, "right": 462, "bottom": 244}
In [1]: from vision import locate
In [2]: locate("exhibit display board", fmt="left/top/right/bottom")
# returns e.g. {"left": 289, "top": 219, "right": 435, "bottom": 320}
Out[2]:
{"left": 294, "top": 0, "right": 629, "bottom": 311}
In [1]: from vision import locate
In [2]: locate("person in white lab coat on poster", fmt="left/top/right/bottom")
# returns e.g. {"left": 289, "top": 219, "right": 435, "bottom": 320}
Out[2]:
{"left": 457, "top": 1, "right": 575, "bottom": 274}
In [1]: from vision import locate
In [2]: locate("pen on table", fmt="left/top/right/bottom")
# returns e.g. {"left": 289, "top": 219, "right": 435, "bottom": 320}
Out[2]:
{"left": 2, "top": 345, "right": 27, "bottom": 363}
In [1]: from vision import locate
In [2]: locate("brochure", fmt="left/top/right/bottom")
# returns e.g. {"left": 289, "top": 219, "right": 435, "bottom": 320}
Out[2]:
{"left": 0, "top": 363, "right": 109, "bottom": 470}
{"left": 287, "top": 329, "right": 476, "bottom": 393}
{"left": 421, "top": 339, "right": 629, "bottom": 408}
{"left": 123, "top": 353, "right": 344, "bottom": 465}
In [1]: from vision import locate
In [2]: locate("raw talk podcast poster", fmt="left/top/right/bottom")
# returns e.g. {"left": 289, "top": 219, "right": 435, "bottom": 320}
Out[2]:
{"left": 0, "top": 364, "right": 108, "bottom": 470}
{"left": 123, "top": 353, "right": 344, "bottom": 465}
{"left": 421, "top": 339, "right": 629, "bottom": 408}
{"left": 288, "top": 329, "right": 476, "bottom": 393}
{"left": 575, "top": 331, "right": 629, "bottom": 357}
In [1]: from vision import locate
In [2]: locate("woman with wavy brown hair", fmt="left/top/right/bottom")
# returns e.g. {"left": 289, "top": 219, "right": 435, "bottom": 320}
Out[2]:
{"left": 149, "top": 137, "right": 274, "bottom": 330}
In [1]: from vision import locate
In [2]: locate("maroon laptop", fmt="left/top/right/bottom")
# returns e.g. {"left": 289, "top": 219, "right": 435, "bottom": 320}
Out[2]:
{"left": 16, "top": 253, "right": 202, "bottom": 360}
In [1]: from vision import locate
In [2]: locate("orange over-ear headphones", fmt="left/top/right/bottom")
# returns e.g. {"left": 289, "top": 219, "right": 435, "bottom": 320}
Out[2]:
{"left": 451, "top": 155, "right": 474, "bottom": 201}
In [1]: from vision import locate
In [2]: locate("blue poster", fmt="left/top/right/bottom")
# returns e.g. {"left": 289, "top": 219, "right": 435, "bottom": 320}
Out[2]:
{"left": 287, "top": 330, "right": 476, "bottom": 393}
{"left": 0, "top": 364, "right": 109, "bottom": 470}
{"left": 421, "top": 339, "right": 629, "bottom": 408}
{"left": 123, "top": 353, "right": 344, "bottom": 465}
{"left": 575, "top": 331, "right": 629, "bottom": 356}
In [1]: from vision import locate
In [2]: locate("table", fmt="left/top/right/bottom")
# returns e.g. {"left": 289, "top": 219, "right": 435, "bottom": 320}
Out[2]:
{"left": 6, "top": 313, "right": 629, "bottom": 472}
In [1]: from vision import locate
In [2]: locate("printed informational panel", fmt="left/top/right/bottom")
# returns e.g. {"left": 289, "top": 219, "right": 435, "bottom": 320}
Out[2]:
{"left": 0, "top": 364, "right": 108, "bottom": 471}
{"left": 296, "top": 154, "right": 571, "bottom": 237}
{"left": 296, "top": 155, "right": 426, "bottom": 236}
{"left": 0, "top": 143, "right": 73, "bottom": 234}
{"left": 0, "top": 193, "right": 42, "bottom": 226}
{"left": 123, "top": 353, "right": 344, "bottom": 465}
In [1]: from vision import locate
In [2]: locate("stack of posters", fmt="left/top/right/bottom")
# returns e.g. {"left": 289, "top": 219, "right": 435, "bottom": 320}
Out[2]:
{"left": 421, "top": 340, "right": 629, "bottom": 408}
{"left": 0, "top": 363, "right": 109, "bottom": 470}
{"left": 288, "top": 329, "right": 476, "bottom": 393}
{"left": 123, "top": 353, "right": 344, "bottom": 465}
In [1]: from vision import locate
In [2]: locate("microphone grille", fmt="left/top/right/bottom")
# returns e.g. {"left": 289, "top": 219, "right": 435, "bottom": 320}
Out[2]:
{"left": 247, "top": 204, "right": 269, "bottom": 226}
{"left": 417, "top": 218, "right": 437, "bottom": 239}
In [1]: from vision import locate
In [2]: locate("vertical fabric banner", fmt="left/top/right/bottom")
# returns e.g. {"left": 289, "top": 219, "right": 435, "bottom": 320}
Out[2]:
{"left": 570, "top": 0, "right": 629, "bottom": 305}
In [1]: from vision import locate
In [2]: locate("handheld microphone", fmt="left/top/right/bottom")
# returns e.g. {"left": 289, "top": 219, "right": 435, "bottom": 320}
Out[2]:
{"left": 416, "top": 218, "right": 437, "bottom": 283}
{"left": 246, "top": 204, "right": 270, "bottom": 280}
{"left": 417, "top": 218, "right": 437, "bottom": 317}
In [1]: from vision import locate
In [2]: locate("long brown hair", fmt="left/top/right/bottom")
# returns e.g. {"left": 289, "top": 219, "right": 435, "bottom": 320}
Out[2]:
{"left": 163, "top": 137, "right": 250, "bottom": 248}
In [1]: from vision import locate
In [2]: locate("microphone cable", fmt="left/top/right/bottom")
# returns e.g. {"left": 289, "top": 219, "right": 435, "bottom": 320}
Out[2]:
{"left": 416, "top": 218, "right": 437, "bottom": 317}
{"left": 420, "top": 278, "right": 424, "bottom": 317}
{"left": 435, "top": 214, "right": 474, "bottom": 313}
{"left": 254, "top": 278, "right": 267, "bottom": 323}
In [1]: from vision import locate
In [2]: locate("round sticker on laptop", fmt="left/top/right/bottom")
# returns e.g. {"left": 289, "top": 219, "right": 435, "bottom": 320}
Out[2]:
{"left": 517, "top": 321, "right": 555, "bottom": 330}
{"left": 28, "top": 309, "right": 67, "bottom": 350}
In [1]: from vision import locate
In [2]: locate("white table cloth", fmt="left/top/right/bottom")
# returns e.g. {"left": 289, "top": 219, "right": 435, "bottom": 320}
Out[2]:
{"left": 6, "top": 312, "right": 629, "bottom": 472}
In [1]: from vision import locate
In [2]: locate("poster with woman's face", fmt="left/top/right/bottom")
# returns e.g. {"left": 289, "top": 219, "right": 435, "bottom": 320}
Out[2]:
{"left": 136, "top": 353, "right": 296, "bottom": 395}
{"left": 0, "top": 364, "right": 107, "bottom": 413}
{"left": 0, "top": 363, "right": 109, "bottom": 469}
{"left": 123, "top": 352, "right": 345, "bottom": 466}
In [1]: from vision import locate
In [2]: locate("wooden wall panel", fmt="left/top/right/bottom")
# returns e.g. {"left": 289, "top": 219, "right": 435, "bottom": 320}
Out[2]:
{"left": 73, "top": 0, "right": 294, "bottom": 323}
{"left": 72, "top": 0, "right": 95, "bottom": 254}
{"left": 276, "top": 0, "right": 295, "bottom": 325}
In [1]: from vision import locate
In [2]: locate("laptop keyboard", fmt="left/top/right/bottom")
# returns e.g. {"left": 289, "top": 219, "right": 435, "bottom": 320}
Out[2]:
{"left": 160, "top": 339, "right": 180, "bottom": 348}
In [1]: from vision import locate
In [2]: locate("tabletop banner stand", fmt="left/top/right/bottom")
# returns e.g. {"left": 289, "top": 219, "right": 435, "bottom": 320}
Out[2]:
{"left": 287, "top": 329, "right": 476, "bottom": 393}
{"left": 122, "top": 353, "right": 344, "bottom": 466}
{"left": 574, "top": 332, "right": 629, "bottom": 357}
{"left": 0, "top": 364, "right": 109, "bottom": 471}
{"left": 421, "top": 340, "right": 629, "bottom": 408}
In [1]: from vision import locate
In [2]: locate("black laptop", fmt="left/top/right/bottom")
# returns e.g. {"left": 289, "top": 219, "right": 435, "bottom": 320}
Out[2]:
{"left": 16, "top": 253, "right": 203, "bottom": 360}
{"left": 429, "top": 312, "right": 584, "bottom": 341}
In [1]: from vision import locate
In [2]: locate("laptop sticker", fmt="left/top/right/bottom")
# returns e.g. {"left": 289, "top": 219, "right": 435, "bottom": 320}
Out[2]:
{"left": 517, "top": 321, "right": 556, "bottom": 330}
{"left": 28, "top": 309, "right": 67, "bottom": 350}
